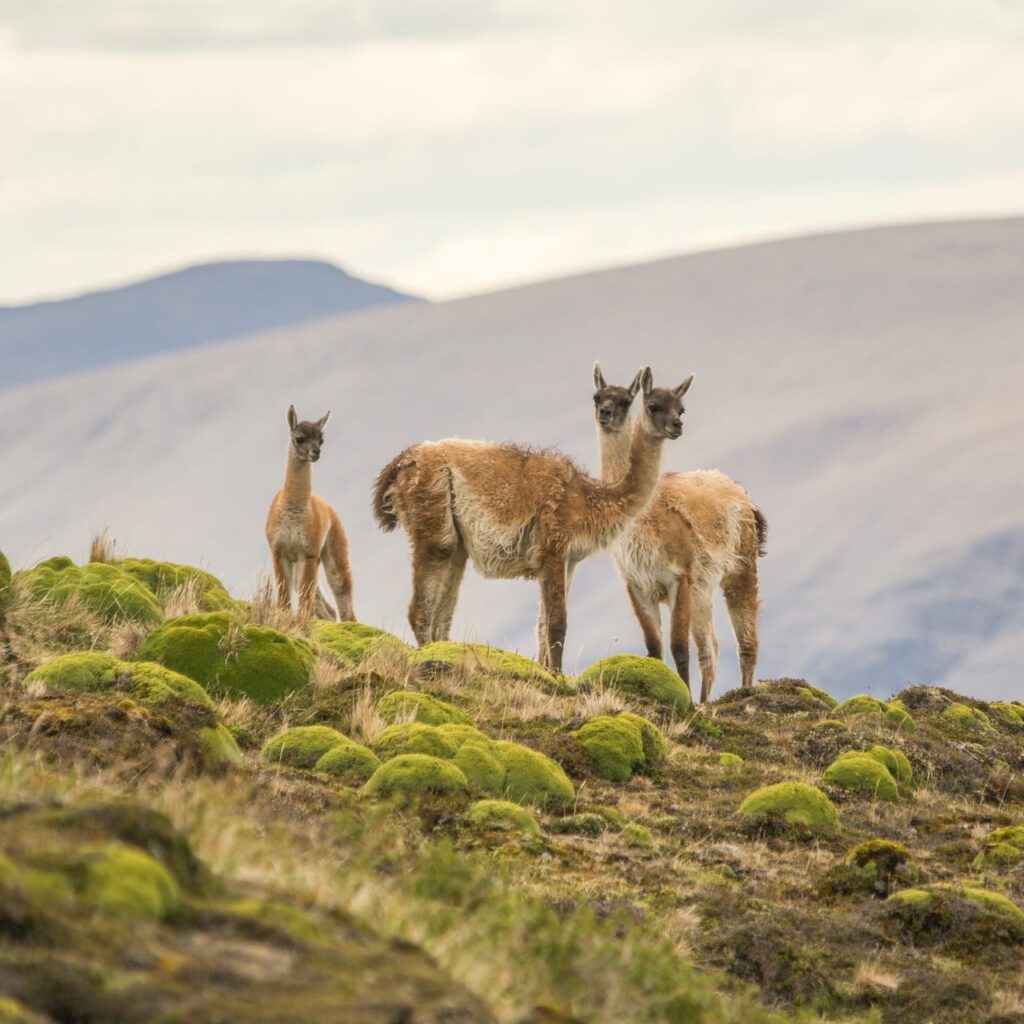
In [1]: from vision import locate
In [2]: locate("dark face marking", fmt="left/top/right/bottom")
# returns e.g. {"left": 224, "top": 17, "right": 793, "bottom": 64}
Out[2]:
{"left": 641, "top": 387, "right": 685, "bottom": 439}
{"left": 593, "top": 385, "right": 635, "bottom": 432}
{"left": 292, "top": 420, "right": 325, "bottom": 462}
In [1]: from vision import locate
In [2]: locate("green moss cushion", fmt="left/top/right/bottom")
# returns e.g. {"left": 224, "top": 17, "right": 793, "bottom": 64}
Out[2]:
{"left": 411, "top": 641, "right": 555, "bottom": 684}
{"left": 974, "top": 825, "right": 1024, "bottom": 868}
{"left": 75, "top": 842, "right": 180, "bottom": 920}
{"left": 834, "top": 694, "right": 916, "bottom": 732}
{"left": 823, "top": 752, "right": 899, "bottom": 800}
{"left": 866, "top": 745, "right": 913, "bottom": 783}
{"left": 886, "top": 884, "right": 1024, "bottom": 933}
{"left": 23, "top": 653, "right": 213, "bottom": 707}
{"left": 15, "top": 557, "right": 162, "bottom": 626}
{"left": 492, "top": 740, "right": 575, "bottom": 809}
{"left": 197, "top": 725, "right": 244, "bottom": 769}
{"left": 377, "top": 690, "right": 471, "bottom": 726}
{"left": 941, "top": 701, "right": 991, "bottom": 731}
{"left": 313, "top": 738, "right": 381, "bottom": 783}
{"left": 135, "top": 612, "right": 314, "bottom": 704}
{"left": 464, "top": 799, "right": 540, "bottom": 836}
{"left": 718, "top": 752, "right": 744, "bottom": 767}
{"left": 361, "top": 753, "right": 469, "bottom": 801}
{"left": 260, "top": 726, "right": 350, "bottom": 770}
{"left": 452, "top": 743, "right": 506, "bottom": 795}
{"left": 569, "top": 716, "right": 655, "bottom": 778}
{"left": 990, "top": 702, "right": 1024, "bottom": 726}
{"left": 314, "top": 621, "right": 411, "bottom": 665}
{"left": 737, "top": 782, "right": 839, "bottom": 835}
{"left": 112, "top": 558, "right": 234, "bottom": 611}
{"left": 576, "top": 654, "right": 691, "bottom": 713}
{"left": 375, "top": 722, "right": 458, "bottom": 761}
{"left": 0, "top": 995, "right": 49, "bottom": 1024}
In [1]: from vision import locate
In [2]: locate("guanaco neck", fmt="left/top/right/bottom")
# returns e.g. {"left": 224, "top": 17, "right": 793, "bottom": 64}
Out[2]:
{"left": 281, "top": 446, "right": 313, "bottom": 509}
{"left": 596, "top": 415, "right": 633, "bottom": 482}
{"left": 582, "top": 418, "right": 664, "bottom": 537}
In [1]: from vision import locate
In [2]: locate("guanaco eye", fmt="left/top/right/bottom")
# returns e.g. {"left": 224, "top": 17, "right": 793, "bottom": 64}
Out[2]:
{"left": 295, "top": 435, "right": 306, "bottom": 443}
{"left": 647, "top": 403, "right": 660, "bottom": 413}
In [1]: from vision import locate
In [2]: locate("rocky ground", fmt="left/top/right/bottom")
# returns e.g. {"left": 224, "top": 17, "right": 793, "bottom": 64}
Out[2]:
{"left": 1, "top": 549, "right": 1023, "bottom": 1024}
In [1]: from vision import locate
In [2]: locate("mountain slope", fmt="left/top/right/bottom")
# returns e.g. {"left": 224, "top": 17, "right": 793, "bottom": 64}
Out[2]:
{"left": 0, "top": 258, "right": 418, "bottom": 390}
{"left": 1, "top": 217, "right": 1021, "bottom": 699}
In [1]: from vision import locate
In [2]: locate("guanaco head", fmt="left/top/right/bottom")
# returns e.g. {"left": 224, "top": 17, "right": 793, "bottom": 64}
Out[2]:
{"left": 634, "top": 367, "right": 694, "bottom": 440}
{"left": 593, "top": 361, "right": 643, "bottom": 432}
{"left": 287, "top": 405, "right": 331, "bottom": 463}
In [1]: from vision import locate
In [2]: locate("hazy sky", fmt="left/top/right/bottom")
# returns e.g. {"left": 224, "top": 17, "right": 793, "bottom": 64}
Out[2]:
{"left": 3, "top": 1, "right": 1023, "bottom": 303}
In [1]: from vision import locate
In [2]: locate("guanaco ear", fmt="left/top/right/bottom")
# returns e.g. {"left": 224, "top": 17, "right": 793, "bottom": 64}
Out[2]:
{"left": 674, "top": 374, "right": 695, "bottom": 399}
{"left": 593, "top": 361, "right": 607, "bottom": 390}
{"left": 628, "top": 367, "right": 645, "bottom": 399}
{"left": 640, "top": 367, "right": 654, "bottom": 396}
{"left": 317, "top": 410, "right": 331, "bottom": 431}
{"left": 287, "top": 405, "right": 298, "bottom": 431}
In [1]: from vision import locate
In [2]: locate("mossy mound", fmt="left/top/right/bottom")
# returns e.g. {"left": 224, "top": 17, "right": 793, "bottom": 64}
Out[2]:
{"left": 361, "top": 753, "right": 469, "bottom": 803}
{"left": 573, "top": 712, "right": 666, "bottom": 782}
{"left": 884, "top": 884, "right": 1024, "bottom": 947}
{"left": 0, "top": 997, "right": 48, "bottom": 1024}
{"left": 112, "top": 557, "right": 234, "bottom": 611}
{"left": 464, "top": 799, "right": 540, "bottom": 836}
{"left": 314, "top": 620, "right": 411, "bottom": 665}
{"left": 0, "top": 548, "right": 11, "bottom": 623}
{"left": 410, "top": 641, "right": 557, "bottom": 686}
{"left": 622, "top": 823, "right": 654, "bottom": 849}
{"left": 737, "top": 782, "right": 839, "bottom": 835}
{"left": 940, "top": 701, "right": 991, "bottom": 732}
{"left": 717, "top": 678, "right": 836, "bottom": 716}
{"left": 452, "top": 743, "right": 506, "bottom": 794}
{"left": 866, "top": 744, "right": 913, "bottom": 783}
{"left": 313, "top": 738, "right": 381, "bottom": 783}
{"left": 375, "top": 722, "right": 459, "bottom": 761}
{"left": 136, "top": 612, "right": 314, "bottom": 703}
{"left": 823, "top": 752, "right": 899, "bottom": 800}
{"left": 377, "top": 690, "right": 471, "bottom": 726}
{"left": 718, "top": 752, "right": 744, "bottom": 767}
{"left": 15, "top": 556, "right": 163, "bottom": 625}
{"left": 828, "top": 839, "right": 920, "bottom": 896}
{"left": 492, "top": 740, "right": 575, "bottom": 809}
{"left": 76, "top": 841, "right": 181, "bottom": 920}
{"left": 834, "top": 694, "right": 915, "bottom": 732}
{"left": 23, "top": 652, "right": 214, "bottom": 707}
{"left": 576, "top": 654, "right": 691, "bottom": 713}
{"left": 374, "top": 724, "right": 574, "bottom": 806}
{"left": 261, "top": 725, "right": 350, "bottom": 770}
{"left": 990, "top": 702, "right": 1024, "bottom": 727}
{"left": 974, "top": 825, "right": 1024, "bottom": 868}
{"left": 197, "top": 724, "right": 244, "bottom": 769}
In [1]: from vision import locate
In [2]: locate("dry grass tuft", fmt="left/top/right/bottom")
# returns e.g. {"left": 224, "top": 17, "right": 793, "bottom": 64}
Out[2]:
{"left": 247, "top": 573, "right": 298, "bottom": 634}
{"left": 310, "top": 652, "right": 345, "bottom": 692}
{"left": 4, "top": 581, "right": 110, "bottom": 669}
{"left": 358, "top": 638, "right": 413, "bottom": 684}
{"left": 218, "top": 620, "right": 249, "bottom": 660}
{"left": 162, "top": 576, "right": 205, "bottom": 618}
{"left": 217, "top": 695, "right": 259, "bottom": 737}
{"left": 853, "top": 960, "right": 901, "bottom": 993}
{"left": 88, "top": 528, "right": 122, "bottom": 564}
{"left": 480, "top": 677, "right": 563, "bottom": 722}
{"left": 108, "top": 619, "right": 151, "bottom": 659}
{"left": 570, "top": 680, "right": 627, "bottom": 720}
{"left": 349, "top": 686, "right": 387, "bottom": 746}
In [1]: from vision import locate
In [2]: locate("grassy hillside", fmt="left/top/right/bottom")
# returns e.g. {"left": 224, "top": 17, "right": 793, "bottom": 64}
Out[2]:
{"left": 2, "top": 547, "right": 1023, "bottom": 1023}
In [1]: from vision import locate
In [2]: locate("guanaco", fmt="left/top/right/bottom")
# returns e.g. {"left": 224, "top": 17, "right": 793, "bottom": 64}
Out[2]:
{"left": 372, "top": 368, "right": 689, "bottom": 673}
{"left": 265, "top": 406, "right": 354, "bottom": 621}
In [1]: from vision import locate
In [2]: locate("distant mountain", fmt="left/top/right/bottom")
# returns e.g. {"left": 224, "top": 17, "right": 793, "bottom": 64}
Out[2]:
{"left": 1, "top": 218, "right": 1022, "bottom": 700}
{"left": 0, "top": 259, "right": 418, "bottom": 390}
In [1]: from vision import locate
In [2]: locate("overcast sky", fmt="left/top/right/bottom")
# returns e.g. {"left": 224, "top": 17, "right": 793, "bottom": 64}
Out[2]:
{"left": 3, "top": 0, "right": 1023, "bottom": 303}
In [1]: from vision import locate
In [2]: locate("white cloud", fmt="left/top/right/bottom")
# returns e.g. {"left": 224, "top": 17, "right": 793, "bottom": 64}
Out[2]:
{"left": 1, "top": 2, "right": 1023, "bottom": 302}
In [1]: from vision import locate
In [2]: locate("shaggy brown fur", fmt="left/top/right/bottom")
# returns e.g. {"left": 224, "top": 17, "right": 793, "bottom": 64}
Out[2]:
{"left": 265, "top": 406, "right": 355, "bottom": 622}
{"left": 372, "top": 368, "right": 687, "bottom": 672}
{"left": 594, "top": 363, "right": 765, "bottom": 701}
